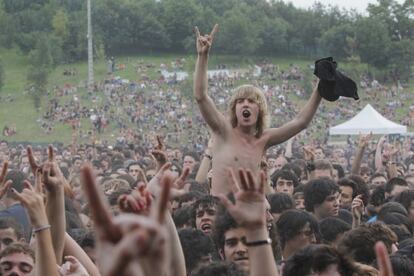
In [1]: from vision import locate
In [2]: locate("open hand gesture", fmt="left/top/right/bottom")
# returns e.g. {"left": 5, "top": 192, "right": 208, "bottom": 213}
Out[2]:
{"left": 195, "top": 24, "right": 219, "bottom": 56}
{"left": 218, "top": 168, "right": 266, "bottom": 230}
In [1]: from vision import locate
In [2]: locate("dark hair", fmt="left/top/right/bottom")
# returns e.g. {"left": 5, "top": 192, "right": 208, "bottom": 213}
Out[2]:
{"left": 126, "top": 161, "right": 141, "bottom": 171}
{"left": 267, "top": 193, "right": 295, "bottom": 214}
{"left": 190, "top": 262, "right": 245, "bottom": 276}
{"left": 370, "top": 172, "right": 388, "bottom": 183}
{"left": 183, "top": 151, "right": 199, "bottom": 162}
{"left": 281, "top": 163, "right": 302, "bottom": 180}
{"left": 389, "top": 255, "right": 414, "bottom": 276}
{"left": 304, "top": 178, "right": 339, "bottom": 212}
{"left": 270, "top": 169, "right": 299, "bottom": 188}
{"left": 338, "top": 178, "right": 357, "bottom": 198}
{"left": 332, "top": 163, "right": 345, "bottom": 179}
{"left": 387, "top": 224, "right": 412, "bottom": 243}
{"left": 393, "top": 190, "right": 414, "bottom": 212}
{"left": 173, "top": 206, "right": 192, "bottom": 229}
{"left": 338, "top": 222, "right": 397, "bottom": 264}
{"left": 379, "top": 202, "right": 408, "bottom": 217}
{"left": 348, "top": 174, "right": 370, "bottom": 206}
{"left": 369, "top": 186, "right": 386, "bottom": 207}
{"left": 176, "top": 192, "right": 204, "bottom": 209}
{"left": 213, "top": 202, "right": 238, "bottom": 251}
{"left": 70, "top": 229, "right": 95, "bottom": 249}
{"left": 319, "top": 217, "right": 351, "bottom": 244}
{"left": 0, "top": 218, "right": 24, "bottom": 240}
{"left": 276, "top": 209, "right": 319, "bottom": 249}
{"left": 179, "top": 228, "right": 215, "bottom": 274}
{"left": 282, "top": 244, "right": 356, "bottom": 276}
{"left": 190, "top": 195, "right": 219, "bottom": 228}
{"left": 385, "top": 177, "right": 408, "bottom": 193}
{"left": 187, "top": 180, "right": 209, "bottom": 195}
{"left": 5, "top": 170, "right": 26, "bottom": 197}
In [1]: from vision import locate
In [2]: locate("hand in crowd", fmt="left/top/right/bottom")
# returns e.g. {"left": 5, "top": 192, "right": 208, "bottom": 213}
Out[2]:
{"left": 118, "top": 186, "right": 152, "bottom": 215}
{"left": 59, "top": 256, "right": 90, "bottom": 276}
{"left": 13, "top": 170, "right": 48, "bottom": 229}
{"left": 303, "top": 145, "right": 315, "bottom": 161}
{"left": 149, "top": 162, "right": 190, "bottom": 199}
{"left": 151, "top": 135, "right": 167, "bottom": 169}
{"left": 351, "top": 194, "right": 364, "bottom": 220}
{"left": 81, "top": 165, "right": 172, "bottom": 276}
{"left": 358, "top": 132, "right": 372, "bottom": 148}
{"left": 0, "top": 161, "right": 12, "bottom": 199}
{"left": 195, "top": 24, "right": 218, "bottom": 56}
{"left": 219, "top": 168, "right": 266, "bottom": 230}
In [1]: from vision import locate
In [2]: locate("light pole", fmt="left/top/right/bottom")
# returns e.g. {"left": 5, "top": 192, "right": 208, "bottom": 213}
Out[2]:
{"left": 87, "top": 0, "right": 94, "bottom": 92}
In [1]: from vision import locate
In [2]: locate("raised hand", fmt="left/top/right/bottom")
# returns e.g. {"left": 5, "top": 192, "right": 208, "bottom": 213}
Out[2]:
{"left": 195, "top": 24, "right": 219, "bottom": 56}
{"left": 12, "top": 170, "right": 48, "bottom": 228}
{"left": 358, "top": 132, "right": 372, "bottom": 148}
{"left": 375, "top": 241, "right": 394, "bottom": 276}
{"left": 351, "top": 194, "right": 364, "bottom": 220}
{"left": 59, "top": 256, "right": 90, "bottom": 276}
{"left": 42, "top": 147, "right": 66, "bottom": 193}
{"left": 303, "top": 145, "right": 315, "bottom": 162}
{"left": 27, "top": 145, "right": 42, "bottom": 176}
{"left": 118, "top": 186, "right": 152, "bottom": 215}
{"left": 0, "top": 161, "right": 12, "bottom": 199}
{"left": 218, "top": 168, "right": 266, "bottom": 230}
{"left": 81, "top": 165, "right": 172, "bottom": 276}
{"left": 151, "top": 135, "right": 168, "bottom": 170}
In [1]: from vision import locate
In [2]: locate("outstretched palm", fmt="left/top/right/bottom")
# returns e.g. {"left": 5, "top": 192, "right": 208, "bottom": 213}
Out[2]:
{"left": 219, "top": 168, "right": 266, "bottom": 230}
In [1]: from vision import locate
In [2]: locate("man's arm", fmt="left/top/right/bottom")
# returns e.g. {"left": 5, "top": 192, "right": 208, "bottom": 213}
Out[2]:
{"left": 194, "top": 25, "right": 227, "bottom": 135}
{"left": 265, "top": 84, "right": 322, "bottom": 148}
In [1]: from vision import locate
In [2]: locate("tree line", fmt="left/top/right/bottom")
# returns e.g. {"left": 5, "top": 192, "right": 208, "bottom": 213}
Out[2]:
{"left": 0, "top": 0, "right": 413, "bottom": 84}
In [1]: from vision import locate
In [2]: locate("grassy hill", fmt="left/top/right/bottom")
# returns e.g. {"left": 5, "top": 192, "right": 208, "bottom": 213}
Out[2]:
{"left": 0, "top": 48, "right": 412, "bottom": 145}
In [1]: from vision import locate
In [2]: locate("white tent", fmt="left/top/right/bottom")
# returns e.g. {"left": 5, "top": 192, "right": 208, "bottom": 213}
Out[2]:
{"left": 329, "top": 104, "right": 407, "bottom": 135}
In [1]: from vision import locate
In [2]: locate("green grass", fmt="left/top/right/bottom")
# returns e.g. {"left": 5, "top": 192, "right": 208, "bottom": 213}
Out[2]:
{"left": 0, "top": 48, "right": 412, "bottom": 145}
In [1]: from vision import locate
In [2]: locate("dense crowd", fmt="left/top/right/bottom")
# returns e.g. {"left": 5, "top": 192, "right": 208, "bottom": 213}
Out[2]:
{"left": 0, "top": 27, "right": 413, "bottom": 276}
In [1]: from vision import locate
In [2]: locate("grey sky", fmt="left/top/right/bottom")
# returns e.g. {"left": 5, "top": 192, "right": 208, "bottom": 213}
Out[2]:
{"left": 286, "top": 0, "right": 405, "bottom": 13}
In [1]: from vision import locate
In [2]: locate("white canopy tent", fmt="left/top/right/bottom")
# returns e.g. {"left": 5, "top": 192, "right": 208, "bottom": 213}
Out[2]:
{"left": 329, "top": 104, "right": 407, "bottom": 135}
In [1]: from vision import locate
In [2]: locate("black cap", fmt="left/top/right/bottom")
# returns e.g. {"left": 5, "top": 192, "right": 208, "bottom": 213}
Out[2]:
{"left": 314, "top": 57, "right": 359, "bottom": 102}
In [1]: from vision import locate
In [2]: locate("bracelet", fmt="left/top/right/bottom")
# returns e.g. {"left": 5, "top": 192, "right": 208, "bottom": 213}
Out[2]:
{"left": 245, "top": 238, "right": 272, "bottom": 247}
{"left": 203, "top": 154, "right": 212, "bottom": 160}
{"left": 33, "top": 225, "right": 51, "bottom": 233}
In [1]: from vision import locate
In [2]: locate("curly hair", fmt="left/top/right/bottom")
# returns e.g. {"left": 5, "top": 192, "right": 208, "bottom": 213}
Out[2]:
{"left": 228, "top": 85, "right": 269, "bottom": 137}
{"left": 338, "top": 222, "right": 397, "bottom": 265}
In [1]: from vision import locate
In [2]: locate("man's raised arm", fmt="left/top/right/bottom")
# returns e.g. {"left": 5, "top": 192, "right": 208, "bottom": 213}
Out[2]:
{"left": 265, "top": 82, "right": 322, "bottom": 148}
{"left": 194, "top": 24, "right": 227, "bottom": 135}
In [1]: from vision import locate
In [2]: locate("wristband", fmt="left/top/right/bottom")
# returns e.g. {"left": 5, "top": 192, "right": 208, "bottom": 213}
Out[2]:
{"left": 33, "top": 225, "right": 51, "bottom": 233}
{"left": 245, "top": 238, "right": 272, "bottom": 247}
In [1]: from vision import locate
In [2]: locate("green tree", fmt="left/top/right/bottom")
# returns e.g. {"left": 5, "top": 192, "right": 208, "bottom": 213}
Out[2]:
{"left": 355, "top": 17, "right": 391, "bottom": 68}
{"left": 162, "top": 0, "right": 202, "bottom": 52}
{"left": 217, "top": 8, "right": 260, "bottom": 54}
{"left": 320, "top": 23, "right": 355, "bottom": 59}
{"left": 26, "top": 34, "right": 53, "bottom": 108}
{"left": 0, "top": 58, "right": 4, "bottom": 92}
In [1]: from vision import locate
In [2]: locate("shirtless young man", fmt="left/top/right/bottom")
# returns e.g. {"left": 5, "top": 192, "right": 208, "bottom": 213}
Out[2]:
{"left": 194, "top": 25, "right": 323, "bottom": 196}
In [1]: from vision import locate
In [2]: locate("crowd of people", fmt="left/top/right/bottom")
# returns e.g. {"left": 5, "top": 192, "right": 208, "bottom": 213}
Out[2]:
{"left": 0, "top": 26, "right": 412, "bottom": 276}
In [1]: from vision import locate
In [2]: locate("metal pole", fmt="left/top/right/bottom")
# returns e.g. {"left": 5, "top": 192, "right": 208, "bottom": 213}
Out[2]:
{"left": 87, "top": 0, "right": 94, "bottom": 92}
